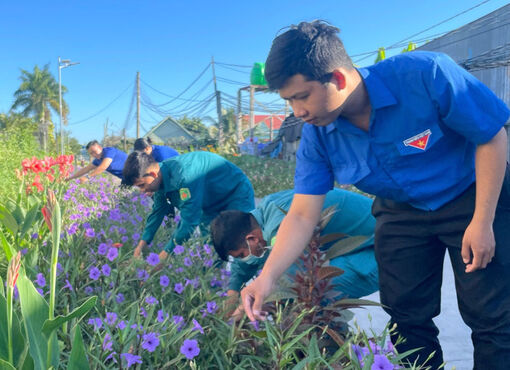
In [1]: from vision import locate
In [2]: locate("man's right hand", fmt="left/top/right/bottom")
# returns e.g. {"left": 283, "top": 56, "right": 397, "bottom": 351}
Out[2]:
{"left": 134, "top": 241, "right": 147, "bottom": 258}
{"left": 241, "top": 274, "right": 275, "bottom": 322}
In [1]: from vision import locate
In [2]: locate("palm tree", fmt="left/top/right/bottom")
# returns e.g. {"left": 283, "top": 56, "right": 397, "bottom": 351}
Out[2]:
{"left": 11, "top": 64, "right": 69, "bottom": 151}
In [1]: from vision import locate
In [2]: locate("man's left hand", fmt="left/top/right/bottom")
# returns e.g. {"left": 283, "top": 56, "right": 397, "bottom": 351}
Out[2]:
{"left": 462, "top": 219, "right": 495, "bottom": 273}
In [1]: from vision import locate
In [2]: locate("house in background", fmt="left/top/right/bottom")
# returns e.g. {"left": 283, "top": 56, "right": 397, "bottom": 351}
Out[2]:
{"left": 417, "top": 3, "right": 510, "bottom": 160}
{"left": 143, "top": 116, "right": 196, "bottom": 146}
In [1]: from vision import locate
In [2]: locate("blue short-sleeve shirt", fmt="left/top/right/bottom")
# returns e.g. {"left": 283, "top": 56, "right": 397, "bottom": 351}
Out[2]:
{"left": 295, "top": 51, "right": 510, "bottom": 211}
{"left": 151, "top": 145, "right": 179, "bottom": 162}
{"left": 92, "top": 147, "right": 128, "bottom": 179}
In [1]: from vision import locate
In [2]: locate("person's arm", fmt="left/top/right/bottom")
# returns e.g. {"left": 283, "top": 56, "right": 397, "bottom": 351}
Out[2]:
{"left": 136, "top": 191, "right": 172, "bottom": 257}
{"left": 67, "top": 163, "right": 96, "bottom": 181}
{"left": 462, "top": 127, "right": 508, "bottom": 273}
{"left": 241, "top": 193, "right": 325, "bottom": 321}
{"left": 87, "top": 157, "right": 113, "bottom": 178}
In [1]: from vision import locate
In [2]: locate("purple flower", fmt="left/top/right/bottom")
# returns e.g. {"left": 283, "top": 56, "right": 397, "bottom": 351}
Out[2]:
{"left": 137, "top": 269, "right": 149, "bottom": 281}
{"left": 146, "top": 253, "right": 160, "bottom": 266}
{"left": 145, "top": 296, "right": 158, "bottom": 305}
{"left": 173, "top": 245, "right": 185, "bottom": 255}
{"left": 175, "top": 267, "right": 183, "bottom": 273}
{"left": 121, "top": 236, "right": 128, "bottom": 243}
{"left": 204, "top": 259, "right": 213, "bottom": 268}
{"left": 174, "top": 283, "right": 184, "bottom": 294}
{"left": 84, "top": 286, "right": 94, "bottom": 295}
{"left": 117, "top": 320, "right": 127, "bottom": 330}
{"left": 203, "top": 243, "right": 212, "bottom": 255}
{"left": 249, "top": 321, "right": 261, "bottom": 331}
{"left": 132, "top": 233, "right": 140, "bottom": 241}
{"left": 31, "top": 232, "right": 39, "bottom": 239}
{"left": 160, "top": 275, "right": 169, "bottom": 287}
{"left": 206, "top": 301, "right": 217, "bottom": 314}
{"left": 180, "top": 339, "right": 200, "bottom": 360}
{"left": 173, "top": 315, "right": 185, "bottom": 331}
{"left": 192, "top": 319, "right": 204, "bottom": 334}
{"left": 105, "top": 312, "right": 118, "bottom": 326}
{"left": 157, "top": 309, "right": 168, "bottom": 323}
{"left": 183, "top": 257, "right": 192, "bottom": 267}
{"left": 97, "top": 243, "right": 108, "bottom": 255}
{"left": 140, "top": 307, "right": 147, "bottom": 318}
{"left": 89, "top": 267, "right": 100, "bottom": 280}
{"left": 101, "top": 264, "right": 111, "bottom": 277}
{"left": 85, "top": 228, "right": 95, "bottom": 238}
{"left": 141, "top": 332, "right": 160, "bottom": 352}
{"left": 121, "top": 353, "right": 142, "bottom": 368}
{"left": 64, "top": 279, "right": 73, "bottom": 291}
{"left": 102, "top": 333, "right": 113, "bottom": 351}
{"left": 372, "top": 354, "right": 394, "bottom": 370}
{"left": 36, "top": 288, "right": 44, "bottom": 296}
{"left": 116, "top": 293, "right": 125, "bottom": 304}
{"left": 35, "top": 273, "right": 46, "bottom": 287}
{"left": 174, "top": 214, "right": 181, "bottom": 223}
{"left": 88, "top": 317, "right": 102, "bottom": 330}
{"left": 106, "top": 247, "right": 118, "bottom": 262}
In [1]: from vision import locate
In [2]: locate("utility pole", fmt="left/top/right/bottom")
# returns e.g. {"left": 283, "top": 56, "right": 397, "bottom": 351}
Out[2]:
{"left": 103, "top": 118, "right": 109, "bottom": 146}
{"left": 211, "top": 57, "right": 223, "bottom": 146}
{"left": 249, "top": 85, "right": 255, "bottom": 142}
{"left": 136, "top": 72, "right": 140, "bottom": 138}
{"left": 236, "top": 89, "right": 242, "bottom": 144}
{"left": 123, "top": 128, "right": 127, "bottom": 152}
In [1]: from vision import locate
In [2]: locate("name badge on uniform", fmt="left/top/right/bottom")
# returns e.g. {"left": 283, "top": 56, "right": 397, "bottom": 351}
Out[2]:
{"left": 403, "top": 129, "right": 431, "bottom": 150}
{"left": 179, "top": 188, "right": 191, "bottom": 201}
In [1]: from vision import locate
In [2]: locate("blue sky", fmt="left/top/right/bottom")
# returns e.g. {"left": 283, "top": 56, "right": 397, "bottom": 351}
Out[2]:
{"left": 1, "top": 0, "right": 508, "bottom": 144}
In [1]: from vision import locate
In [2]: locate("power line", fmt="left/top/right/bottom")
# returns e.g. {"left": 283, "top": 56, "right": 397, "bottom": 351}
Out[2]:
{"left": 68, "top": 82, "right": 134, "bottom": 125}
{"left": 354, "top": 0, "right": 493, "bottom": 63}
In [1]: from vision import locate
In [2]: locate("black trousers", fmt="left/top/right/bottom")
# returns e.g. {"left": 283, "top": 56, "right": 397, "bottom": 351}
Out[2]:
{"left": 372, "top": 165, "right": 510, "bottom": 370}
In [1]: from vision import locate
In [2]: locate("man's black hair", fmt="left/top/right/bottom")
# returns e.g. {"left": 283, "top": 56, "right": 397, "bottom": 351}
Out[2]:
{"left": 210, "top": 210, "right": 259, "bottom": 261}
{"left": 121, "top": 151, "right": 156, "bottom": 187}
{"left": 86, "top": 140, "right": 100, "bottom": 150}
{"left": 133, "top": 137, "right": 153, "bottom": 151}
{"left": 265, "top": 20, "right": 353, "bottom": 90}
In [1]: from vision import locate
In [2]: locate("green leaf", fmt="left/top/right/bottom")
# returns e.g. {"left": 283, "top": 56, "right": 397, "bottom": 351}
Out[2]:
{"left": 19, "top": 205, "right": 39, "bottom": 240}
{"left": 0, "top": 206, "right": 18, "bottom": 237}
{"left": 324, "top": 236, "right": 369, "bottom": 260}
{"left": 0, "top": 358, "right": 16, "bottom": 370}
{"left": 318, "top": 232, "right": 348, "bottom": 246}
{"left": 67, "top": 326, "right": 89, "bottom": 370}
{"left": 0, "top": 277, "right": 4, "bottom": 298}
{"left": 17, "top": 273, "right": 59, "bottom": 370}
{"left": 0, "top": 230, "right": 15, "bottom": 263}
{"left": 42, "top": 296, "right": 97, "bottom": 338}
{"left": 4, "top": 200, "right": 24, "bottom": 227}
{"left": 0, "top": 294, "right": 26, "bottom": 367}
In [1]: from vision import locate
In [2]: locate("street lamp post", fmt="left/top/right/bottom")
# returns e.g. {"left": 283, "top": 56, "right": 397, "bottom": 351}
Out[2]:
{"left": 58, "top": 57, "right": 79, "bottom": 155}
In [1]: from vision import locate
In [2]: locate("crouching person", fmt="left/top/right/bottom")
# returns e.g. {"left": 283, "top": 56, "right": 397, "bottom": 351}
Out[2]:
{"left": 122, "top": 151, "right": 255, "bottom": 264}
{"left": 210, "top": 188, "right": 378, "bottom": 320}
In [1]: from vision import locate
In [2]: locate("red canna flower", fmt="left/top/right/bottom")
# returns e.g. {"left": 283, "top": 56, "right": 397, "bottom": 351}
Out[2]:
{"left": 7, "top": 252, "right": 21, "bottom": 288}
{"left": 42, "top": 206, "right": 52, "bottom": 231}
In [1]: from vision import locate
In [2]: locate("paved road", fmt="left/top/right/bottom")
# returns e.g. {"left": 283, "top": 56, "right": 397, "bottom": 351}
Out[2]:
{"left": 349, "top": 253, "right": 473, "bottom": 370}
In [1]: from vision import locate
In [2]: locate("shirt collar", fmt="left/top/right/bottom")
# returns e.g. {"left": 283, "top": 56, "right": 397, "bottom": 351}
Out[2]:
{"left": 325, "top": 66, "right": 397, "bottom": 134}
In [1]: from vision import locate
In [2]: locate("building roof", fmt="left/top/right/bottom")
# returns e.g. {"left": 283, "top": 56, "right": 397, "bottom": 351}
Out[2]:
{"left": 143, "top": 116, "right": 196, "bottom": 143}
{"left": 241, "top": 114, "right": 285, "bottom": 131}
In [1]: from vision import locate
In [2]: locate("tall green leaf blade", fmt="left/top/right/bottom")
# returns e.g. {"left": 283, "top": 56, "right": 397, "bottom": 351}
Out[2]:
{"left": 17, "top": 274, "right": 59, "bottom": 370}
{"left": 0, "top": 205, "right": 19, "bottom": 236}
{"left": 0, "top": 294, "right": 26, "bottom": 367}
{"left": 19, "top": 205, "right": 39, "bottom": 240}
{"left": 0, "top": 231, "right": 16, "bottom": 262}
{"left": 42, "top": 296, "right": 97, "bottom": 338}
{"left": 67, "top": 325, "right": 89, "bottom": 370}
{"left": 0, "top": 359, "right": 16, "bottom": 370}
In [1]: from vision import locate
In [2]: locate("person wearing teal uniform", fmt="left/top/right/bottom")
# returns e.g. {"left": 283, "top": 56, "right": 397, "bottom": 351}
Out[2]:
{"left": 210, "top": 188, "right": 378, "bottom": 316}
{"left": 122, "top": 151, "right": 255, "bottom": 262}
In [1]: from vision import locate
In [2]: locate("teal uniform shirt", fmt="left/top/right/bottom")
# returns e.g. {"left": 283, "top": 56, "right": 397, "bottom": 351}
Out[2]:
{"left": 228, "top": 188, "right": 379, "bottom": 298}
{"left": 141, "top": 152, "right": 255, "bottom": 252}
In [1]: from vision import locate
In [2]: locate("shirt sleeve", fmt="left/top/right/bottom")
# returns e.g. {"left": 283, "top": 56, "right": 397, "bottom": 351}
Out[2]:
{"left": 228, "top": 260, "right": 259, "bottom": 291}
{"left": 164, "top": 179, "right": 204, "bottom": 253}
{"left": 294, "top": 124, "right": 334, "bottom": 195}
{"left": 425, "top": 53, "right": 510, "bottom": 144}
{"left": 102, "top": 147, "right": 116, "bottom": 160}
{"left": 141, "top": 191, "right": 172, "bottom": 244}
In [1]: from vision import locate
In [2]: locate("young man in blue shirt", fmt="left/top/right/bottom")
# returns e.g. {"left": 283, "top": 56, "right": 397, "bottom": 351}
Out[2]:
{"left": 133, "top": 137, "right": 179, "bottom": 162}
{"left": 66, "top": 140, "right": 128, "bottom": 182}
{"left": 241, "top": 21, "right": 510, "bottom": 369}
{"left": 211, "top": 188, "right": 378, "bottom": 320}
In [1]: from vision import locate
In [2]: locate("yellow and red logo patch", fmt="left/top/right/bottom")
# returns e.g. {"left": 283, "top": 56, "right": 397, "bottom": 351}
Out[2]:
{"left": 179, "top": 188, "right": 191, "bottom": 201}
{"left": 403, "top": 129, "right": 431, "bottom": 150}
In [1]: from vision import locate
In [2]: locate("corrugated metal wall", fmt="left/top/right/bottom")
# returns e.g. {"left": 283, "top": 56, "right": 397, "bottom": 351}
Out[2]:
{"left": 417, "top": 4, "right": 510, "bottom": 161}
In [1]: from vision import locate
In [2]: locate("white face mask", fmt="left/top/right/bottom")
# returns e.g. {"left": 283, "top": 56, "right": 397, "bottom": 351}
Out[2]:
{"left": 239, "top": 240, "right": 271, "bottom": 265}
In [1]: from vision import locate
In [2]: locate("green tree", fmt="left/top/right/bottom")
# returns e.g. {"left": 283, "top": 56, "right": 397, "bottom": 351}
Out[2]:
{"left": 11, "top": 64, "right": 69, "bottom": 151}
